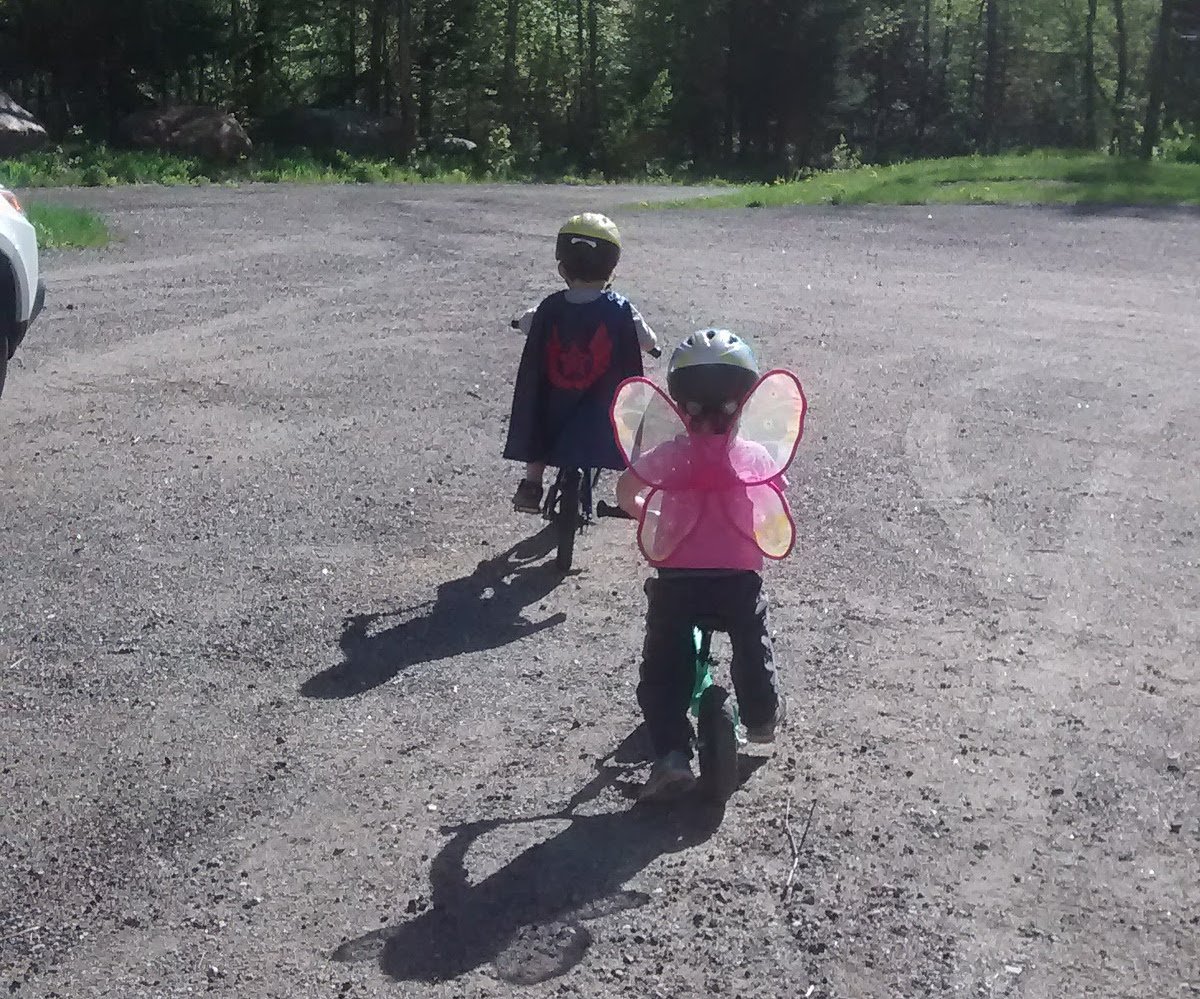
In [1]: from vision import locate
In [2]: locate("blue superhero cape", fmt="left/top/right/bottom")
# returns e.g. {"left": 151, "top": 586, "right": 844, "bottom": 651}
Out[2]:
{"left": 503, "top": 290, "right": 644, "bottom": 470}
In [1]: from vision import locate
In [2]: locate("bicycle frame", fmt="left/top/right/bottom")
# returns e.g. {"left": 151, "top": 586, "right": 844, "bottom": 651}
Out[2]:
{"left": 542, "top": 466, "right": 601, "bottom": 524}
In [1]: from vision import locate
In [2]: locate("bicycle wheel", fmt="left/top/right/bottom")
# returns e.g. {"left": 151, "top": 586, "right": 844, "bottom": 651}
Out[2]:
{"left": 555, "top": 468, "right": 581, "bottom": 572}
{"left": 696, "top": 685, "right": 739, "bottom": 803}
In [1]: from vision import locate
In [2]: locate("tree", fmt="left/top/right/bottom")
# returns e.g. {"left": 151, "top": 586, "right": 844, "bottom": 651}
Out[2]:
{"left": 1111, "top": 0, "right": 1129, "bottom": 151}
{"left": 249, "top": 0, "right": 278, "bottom": 114}
{"left": 981, "top": 0, "right": 1002, "bottom": 149}
{"left": 1085, "top": 0, "right": 1098, "bottom": 147}
{"left": 1142, "top": 0, "right": 1175, "bottom": 158}
{"left": 0, "top": 0, "right": 1189, "bottom": 176}
{"left": 501, "top": 0, "right": 520, "bottom": 128}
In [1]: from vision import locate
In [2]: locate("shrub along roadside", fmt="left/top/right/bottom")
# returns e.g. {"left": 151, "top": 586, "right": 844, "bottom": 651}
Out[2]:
{"left": 0, "top": 141, "right": 727, "bottom": 189}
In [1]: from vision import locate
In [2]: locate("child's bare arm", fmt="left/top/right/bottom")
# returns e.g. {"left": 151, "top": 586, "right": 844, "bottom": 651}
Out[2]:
{"left": 515, "top": 306, "right": 537, "bottom": 335}
{"left": 631, "top": 305, "right": 659, "bottom": 354}
{"left": 616, "top": 469, "right": 646, "bottom": 518}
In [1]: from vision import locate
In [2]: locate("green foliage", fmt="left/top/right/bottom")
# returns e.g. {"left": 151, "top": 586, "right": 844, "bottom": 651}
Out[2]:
{"left": 484, "top": 125, "right": 517, "bottom": 177}
{"left": 830, "top": 135, "right": 863, "bottom": 172}
{"left": 0, "top": 141, "right": 723, "bottom": 188}
{"left": 0, "top": 142, "right": 487, "bottom": 187}
{"left": 599, "top": 70, "right": 673, "bottom": 176}
{"left": 1156, "top": 128, "right": 1200, "bottom": 165}
{"left": 0, "top": 0, "right": 1194, "bottom": 178}
{"left": 25, "top": 203, "right": 110, "bottom": 248}
{"left": 666, "top": 151, "right": 1200, "bottom": 208}
{"left": 1, "top": 145, "right": 212, "bottom": 187}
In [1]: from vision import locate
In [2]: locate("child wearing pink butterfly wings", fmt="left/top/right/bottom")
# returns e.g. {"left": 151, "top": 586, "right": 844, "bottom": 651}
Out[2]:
{"left": 611, "top": 329, "right": 807, "bottom": 801}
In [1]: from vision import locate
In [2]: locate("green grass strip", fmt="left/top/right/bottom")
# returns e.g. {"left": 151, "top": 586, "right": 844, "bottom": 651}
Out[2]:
{"left": 657, "top": 151, "right": 1200, "bottom": 209}
{"left": 26, "top": 202, "right": 110, "bottom": 248}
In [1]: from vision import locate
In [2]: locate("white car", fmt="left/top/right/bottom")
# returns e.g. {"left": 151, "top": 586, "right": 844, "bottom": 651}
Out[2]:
{"left": 0, "top": 185, "right": 46, "bottom": 398}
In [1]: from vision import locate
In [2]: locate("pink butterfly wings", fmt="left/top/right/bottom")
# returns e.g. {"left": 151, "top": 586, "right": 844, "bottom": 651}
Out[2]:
{"left": 610, "top": 370, "right": 807, "bottom": 564}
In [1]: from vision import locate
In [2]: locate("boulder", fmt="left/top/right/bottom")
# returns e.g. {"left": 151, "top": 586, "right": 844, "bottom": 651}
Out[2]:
{"left": 260, "top": 108, "right": 408, "bottom": 157}
{"left": 430, "top": 135, "right": 478, "bottom": 155}
{"left": 120, "top": 106, "right": 252, "bottom": 163}
{"left": 0, "top": 92, "right": 48, "bottom": 157}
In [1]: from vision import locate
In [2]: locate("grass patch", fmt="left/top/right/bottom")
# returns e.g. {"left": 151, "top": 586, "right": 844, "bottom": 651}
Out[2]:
{"left": 0, "top": 141, "right": 726, "bottom": 189}
{"left": 0, "top": 144, "right": 483, "bottom": 187}
{"left": 660, "top": 151, "right": 1200, "bottom": 209}
{"left": 25, "top": 202, "right": 110, "bottom": 248}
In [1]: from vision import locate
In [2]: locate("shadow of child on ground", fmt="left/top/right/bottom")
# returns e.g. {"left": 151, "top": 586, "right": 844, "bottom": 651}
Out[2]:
{"left": 301, "top": 525, "right": 566, "bottom": 699}
{"left": 330, "top": 728, "right": 765, "bottom": 985}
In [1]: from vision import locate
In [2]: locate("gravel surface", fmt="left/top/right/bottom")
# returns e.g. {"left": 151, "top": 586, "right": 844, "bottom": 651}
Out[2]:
{"left": 2, "top": 184, "right": 1197, "bottom": 998}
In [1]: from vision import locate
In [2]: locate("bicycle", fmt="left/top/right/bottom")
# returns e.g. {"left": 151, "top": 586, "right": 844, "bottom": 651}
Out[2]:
{"left": 595, "top": 505, "right": 743, "bottom": 803}
{"left": 543, "top": 465, "right": 595, "bottom": 573}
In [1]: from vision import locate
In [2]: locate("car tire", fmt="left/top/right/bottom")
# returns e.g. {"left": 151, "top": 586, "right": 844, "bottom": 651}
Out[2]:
{"left": 0, "top": 260, "right": 16, "bottom": 397}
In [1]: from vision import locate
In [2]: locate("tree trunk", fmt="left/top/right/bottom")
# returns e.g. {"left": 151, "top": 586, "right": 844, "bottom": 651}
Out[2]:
{"left": 724, "top": 0, "right": 735, "bottom": 160}
{"left": 396, "top": 0, "right": 416, "bottom": 151}
{"left": 981, "top": 0, "right": 1001, "bottom": 149}
{"left": 1141, "top": 0, "right": 1174, "bottom": 159}
{"left": 418, "top": 0, "right": 434, "bottom": 141}
{"left": 347, "top": 0, "right": 359, "bottom": 103}
{"left": 231, "top": 0, "right": 242, "bottom": 98}
{"left": 966, "top": 0, "right": 986, "bottom": 125}
{"left": 939, "top": 0, "right": 953, "bottom": 107}
{"left": 1084, "top": 0, "right": 1098, "bottom": 147}
{"left": 368, "top": 0, "right": 387, "bottom": 112}
{"left": 918, "top": 0, "right": 932, "bottom": 139}
{"left": 1111, "top": 0, "right": 1128, "bottom": 152}
{"left": 556, "top": 0, "right": 566, "bottom": 101}
{"left": 587, "top": 0, "right": 599, "bottom": 137}
{"left": 248, "top": 0, "right": 276, "bottom": 115}
{"left": 502, "top": 0, "right": 520, "bottom": 128}
{"left": 575, "top": 0, "right": 586, "bottom": 152}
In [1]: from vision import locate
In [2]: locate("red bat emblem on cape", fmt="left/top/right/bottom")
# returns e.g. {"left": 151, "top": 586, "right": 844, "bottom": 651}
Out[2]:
{"left": 546, "top": 323, "right": 613, "bottom": 391}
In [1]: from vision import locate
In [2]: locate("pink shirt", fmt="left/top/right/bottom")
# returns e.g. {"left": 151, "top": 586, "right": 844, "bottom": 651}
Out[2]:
{"left": 636, "top": 434, "right": 789, "bottom": 572}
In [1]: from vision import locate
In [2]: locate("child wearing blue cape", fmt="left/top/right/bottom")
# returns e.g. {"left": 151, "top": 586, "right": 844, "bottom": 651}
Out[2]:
{"left": 504, "top": 213, "right": 659, "bottom": 512}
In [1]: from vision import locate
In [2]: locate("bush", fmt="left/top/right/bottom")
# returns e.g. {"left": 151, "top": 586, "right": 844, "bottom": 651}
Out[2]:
{"left": 1, "top": 136, "right": 726, "bottom": 188}
{"left": 1158, "top": 127, "right": 1200, "bottom": 165}
{"left": 484, "top": 125, "right": 516, "bottom": 177}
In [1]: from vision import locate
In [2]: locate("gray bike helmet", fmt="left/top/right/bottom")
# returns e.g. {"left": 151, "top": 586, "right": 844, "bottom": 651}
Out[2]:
{"left": 667, "top": 328, "right": 760, "bottom": 415}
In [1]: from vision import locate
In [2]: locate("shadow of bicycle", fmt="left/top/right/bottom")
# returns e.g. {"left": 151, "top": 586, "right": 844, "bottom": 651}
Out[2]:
{"left": 301, "top": 525, "right": 566, "bottom": 699}
{"left": 330, "top": 728, "right": 765, "bottom": 984}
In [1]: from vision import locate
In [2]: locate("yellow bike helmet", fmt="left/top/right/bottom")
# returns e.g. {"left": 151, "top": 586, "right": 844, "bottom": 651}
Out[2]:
{"left": 556, "top": 213, "right": 621, "bottom": 281}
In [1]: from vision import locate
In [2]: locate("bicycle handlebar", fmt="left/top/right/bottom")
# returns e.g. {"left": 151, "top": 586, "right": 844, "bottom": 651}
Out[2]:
{"left": 595, "top": 500, "right": 635, "bottom": 520}
{"left": 507, "top": 318, "right": 662, "bottom": 360}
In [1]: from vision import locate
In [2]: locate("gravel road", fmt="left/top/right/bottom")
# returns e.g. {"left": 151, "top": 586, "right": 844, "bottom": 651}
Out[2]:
{"left": 2, "top": 184, "right": 1197, "bottom": 998}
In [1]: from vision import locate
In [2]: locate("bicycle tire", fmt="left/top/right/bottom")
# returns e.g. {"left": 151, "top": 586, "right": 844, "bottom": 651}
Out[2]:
{"left": 696, "top": 685, "right": 739, "bottom": 803}
{"left": 555, "top": 468, "right": 581, "bottom": 572}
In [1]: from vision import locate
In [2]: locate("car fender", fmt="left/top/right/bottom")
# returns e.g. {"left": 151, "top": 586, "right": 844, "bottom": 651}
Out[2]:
{"left": 0, "top": 211, "right": 39, "bottom": 324}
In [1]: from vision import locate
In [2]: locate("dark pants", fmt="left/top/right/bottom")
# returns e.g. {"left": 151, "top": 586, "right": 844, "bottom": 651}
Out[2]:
{"left": 637, "top": 570, "right": 778, "bottom": 759}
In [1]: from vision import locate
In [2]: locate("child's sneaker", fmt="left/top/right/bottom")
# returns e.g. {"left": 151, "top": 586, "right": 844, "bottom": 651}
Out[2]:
{"left": 744, "top": 695, "right": 787, "bottom": 744}
{"left": 639, "top": 751, "right": 696, "bottom": 802}
{"left": 512, "top": 479, "right": 544, "bottom": 513}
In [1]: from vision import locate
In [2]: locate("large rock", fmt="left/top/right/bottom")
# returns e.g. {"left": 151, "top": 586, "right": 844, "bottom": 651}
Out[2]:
{"left": 260, "top": 108, "right": 408, "bottom": 157}
{"left": 0, "top": 92, "right": 48, "bottom": 157}
{"left": 428, "top": 135, "right": 478, "bottom": 155}
{"left": 121, "top": 106, "right": 252, "bottom": 163}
